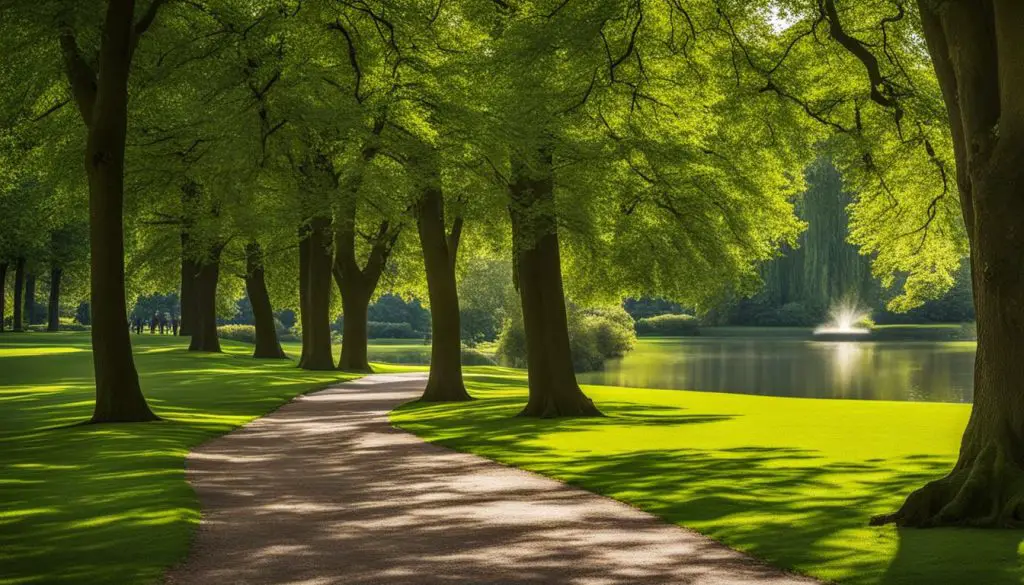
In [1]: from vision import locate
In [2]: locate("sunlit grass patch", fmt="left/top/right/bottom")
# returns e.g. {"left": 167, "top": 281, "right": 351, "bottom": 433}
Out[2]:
{"left": 392, "top": 374, "right": 1023, "bottom": 585}
{"left": 0, "top": 332, "right": 358, "bottom": 585}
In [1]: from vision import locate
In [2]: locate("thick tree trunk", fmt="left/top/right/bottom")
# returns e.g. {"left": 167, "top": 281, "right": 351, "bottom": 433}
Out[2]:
{"left": 60, "top": 0, "right": 156, "bottom": 422}
{"left": 870, "top": 1, "right": 1024, "bottom": 527}
{"left": 337, "top": 285, "right": 372, "bottom": 372}
{"left": 415, "top": 167, "right": 470, "bottom": 402}
{"left": 188, "top": 248, "right": 222, "bottom": 353}
{"left": 23, "top": 273, "right": 36, "bottom": 325}
{"left": 509, "top": 150, "right": 600, "bottom": 418}
{"left": 0, "top": 261, "right": 6, "bottom": 332}
{"left": 245, "top": 242, "right": 286, "bottom": 359}
{"left": 302, "top": 216, "right": 335, "bottom": 370}
{"left": 12, "top": 258, "right": 24, "bottom": 332}
{"left": 47, "top": 266, "right": 62, "bottom": 332}
{"left": 873, "top": 146, "right": 1024, "bottom": 527}
{"left": 297, "top": 226, "right": 311, "bottom": 368}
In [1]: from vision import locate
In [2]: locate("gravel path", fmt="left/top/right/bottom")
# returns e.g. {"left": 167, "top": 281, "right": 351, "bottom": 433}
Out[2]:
{"left": 164, "top": 373, "right": 818, "bottom": 585}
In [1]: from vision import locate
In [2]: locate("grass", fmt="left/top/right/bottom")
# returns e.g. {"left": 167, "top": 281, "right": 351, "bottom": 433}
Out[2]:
{"left": 0, "top": 332, "right": 375, "bottom": 585}
{"left": 392, "top": 371, "right": 1024, "bottom": 585}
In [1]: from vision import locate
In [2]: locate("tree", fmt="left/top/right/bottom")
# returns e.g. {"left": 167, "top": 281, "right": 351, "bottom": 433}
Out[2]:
{"left": 864, "top": 0, "right": 1024, "bottom": 528}
{"left": 11, "top": 257, "right": 25, "bottom": 332}
{"left": 244, "top": 242, "right": 286, "bottom": 359}
{"left": 722, "top": 0, "right": 1024, "bottom": 527}
{"left": 462, "top": 0, "right": 806, "bottom": 416}
{"left": 57, "top": 0, "right": 166, "bottom": 422}
{"left": 413, "top": 150, "right": 470, "bottom": 401}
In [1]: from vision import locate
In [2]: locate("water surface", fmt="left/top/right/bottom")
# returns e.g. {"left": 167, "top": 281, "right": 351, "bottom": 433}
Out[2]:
{"left": 577, "top": 332, "right": 976, "bottom": 403}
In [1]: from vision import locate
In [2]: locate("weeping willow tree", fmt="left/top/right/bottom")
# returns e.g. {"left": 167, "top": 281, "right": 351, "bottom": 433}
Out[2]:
{"left": 750, "top": 157, "right": 876, "bottom": 322}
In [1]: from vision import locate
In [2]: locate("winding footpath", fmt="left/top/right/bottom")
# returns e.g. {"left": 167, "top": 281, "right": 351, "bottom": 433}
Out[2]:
{"left": 165, "top": 373, "right": 817, "bottom": 585}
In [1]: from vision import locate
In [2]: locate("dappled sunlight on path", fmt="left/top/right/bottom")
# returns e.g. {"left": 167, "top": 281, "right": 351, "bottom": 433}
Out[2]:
{"left": 165, "top": 373, "right": 816, "bottom": 585}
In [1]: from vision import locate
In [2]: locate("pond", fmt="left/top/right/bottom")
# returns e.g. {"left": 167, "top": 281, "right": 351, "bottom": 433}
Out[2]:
{"left": 576, "top": 328, "right": 977, "bottom": 403}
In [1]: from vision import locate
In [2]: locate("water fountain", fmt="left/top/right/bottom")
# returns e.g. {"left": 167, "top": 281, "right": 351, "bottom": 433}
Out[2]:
{"left": 813, "top": 302, "right": 872, "bottom": 341}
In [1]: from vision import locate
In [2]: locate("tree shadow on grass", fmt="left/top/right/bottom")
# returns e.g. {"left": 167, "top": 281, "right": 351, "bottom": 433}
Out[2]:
{"left": 395, "top": 383, "right": 1024, "bottom": 585}
{"left": 0, "top": 334, "right": 350, "bottom": 585}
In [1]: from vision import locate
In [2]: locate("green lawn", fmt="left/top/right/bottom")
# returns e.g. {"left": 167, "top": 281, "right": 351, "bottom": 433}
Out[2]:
{"left": 0, "top": 332, "right": 365, "bottom": 585}
{"left": 392, "top": 372, "right": 1024, "bottom": 585}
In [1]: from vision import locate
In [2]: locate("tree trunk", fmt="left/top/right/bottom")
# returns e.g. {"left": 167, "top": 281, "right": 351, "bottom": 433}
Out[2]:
{"left": 0, "top": 261, "right": 7, "bottom": 332}
{"left": 510, "top": 150, "right": 600, "bottom": 418}
{"left": 297, "top": 225, "right": 311, "bottom": 368}
{"left": 245, "top": 242, "right": 286, "bottom": 359}
{"left": 870, "top": 0, "right": 1024, "bottom": 527}
{"left": 302, "top": 216, "right": 335, "bottom": 370}
{"left": 12, "top": 258, "right": 24, "bottom": 332}
{"left": 24, "top": 273, "right": 36, "bottom": 325}
{"left": 179, "top": 235, "right": 197, "bottom": 337}
{"left": 79, "top": 0, "right": 157, "bottom": 423}
{"left": 337, "top": 285, "right": 372, "bottom": 372}
{"left": 47, "top": 266, "right": 62, "bottom": 332}
{"left": 188, "top": 247, "right": 222, "bottom": 353}
{"left": 415, "top": 163, "right": 470, "bottom": 402}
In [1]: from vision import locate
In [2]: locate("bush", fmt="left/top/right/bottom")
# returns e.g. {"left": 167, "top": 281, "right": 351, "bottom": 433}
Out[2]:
{"left": 635, "top": 313, "right": 701, "bottom": 336}
{"left": 496, "top": 305, "right": 636, "bottom": 372}
{"left": 367, "top": 321, "right": 420, "bottom": 339}
{"left": 217, "top": 324, "right": 256, "bottom": 344}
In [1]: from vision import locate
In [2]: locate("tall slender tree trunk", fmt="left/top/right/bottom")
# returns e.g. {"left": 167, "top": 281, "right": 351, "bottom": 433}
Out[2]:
{"left": 302, "top": 216, "right": 335, "bottom": 370}
{"left": 245, "top": 242, "right": 286, "bottom": 359}
{"left": 0, "top": 261, "right": 7, "bottom": 332}
{"left": 178, "top": 182, "right": 199, "bottom": 337}
{"left": 62, "top": 0, "right": 158, "bottom": 422}
{"left": 415, "top": 158, "right": 470, "bottom": 402}
{"left": 47, "top": 266, "right": 62, "bottom": 332}
{"left": 297, "top": 226, "right": 311, "bottom": 367}
{"left": 188, "top": 247, "right": 222, "bottom": 353}
{"left": 509, "top": 149, "right": 600, "bottom": 418}
{"left": 23, "top": 273, "right": 36, "bottom": 326}
{"left": 871, "top": 0, "right": 1024, "bottom": 527}
{"left": 12, "top": 258, "right": 24, "bottom": 332}
{"left": 179, "top": 253, "right": 196, "bottom": 336}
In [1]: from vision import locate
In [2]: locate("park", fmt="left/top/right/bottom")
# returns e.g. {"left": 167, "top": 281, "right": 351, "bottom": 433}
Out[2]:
{"left": 1, "top": 1, "right": 1022, "bottom": 583}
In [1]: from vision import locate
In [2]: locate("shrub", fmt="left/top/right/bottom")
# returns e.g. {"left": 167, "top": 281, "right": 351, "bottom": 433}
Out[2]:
{"left": 217, "top": 324, "right": 256, "bottom": 344}
{"left": 635, "top": 313, "right": 700, "bottom": 336}
{"left": 367, "top": 321, "right": 419, "bottom": 339}
{"left": 496, "top": 305, "right": 636, "bottom": 372}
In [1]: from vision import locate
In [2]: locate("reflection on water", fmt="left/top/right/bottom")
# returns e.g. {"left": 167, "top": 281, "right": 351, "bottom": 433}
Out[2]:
{"left": 576, "top": 336, "right": 976, "bottom": 403}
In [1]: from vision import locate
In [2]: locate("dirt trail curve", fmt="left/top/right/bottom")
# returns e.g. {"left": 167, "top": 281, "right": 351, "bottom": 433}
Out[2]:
{"left": 164, "top": 373, "right": 818, "bottom": 585}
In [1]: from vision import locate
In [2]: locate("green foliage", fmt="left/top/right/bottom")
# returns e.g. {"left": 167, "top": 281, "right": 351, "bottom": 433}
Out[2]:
{"left": 367, "top": 294, "right": 431, "bottom": 334}
{"left": 216, "top": 324, "right": 257, "bottom": 344}
{"left": 366, "top": 321, "right": 421, "bottom": 339}
{"left": 635, "top": 313, "right": 701, "bottom": 336}
{"left": 623, "top": 298, "right": 686, "bottom": 321}
{"left": 496, "top": 304, "right": 636, "bottom": 372}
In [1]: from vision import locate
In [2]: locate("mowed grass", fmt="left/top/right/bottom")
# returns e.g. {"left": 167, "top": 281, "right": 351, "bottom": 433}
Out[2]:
{"left": 0, "top": 332, "right": 362, "bottom": 585}
{"left": 392, "top": 372, "right": 1024, "bottom": 585}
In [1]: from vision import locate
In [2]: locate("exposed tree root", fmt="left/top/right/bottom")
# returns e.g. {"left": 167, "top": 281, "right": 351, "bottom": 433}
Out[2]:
{"left": 420, "top": 383, "right": 473, "bottom": 402}
{"left": 871, "top": 442, "right": 1024, "bottom": 528}
{"left": 518, "top": 392, "right": 603, "bottom": 418}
